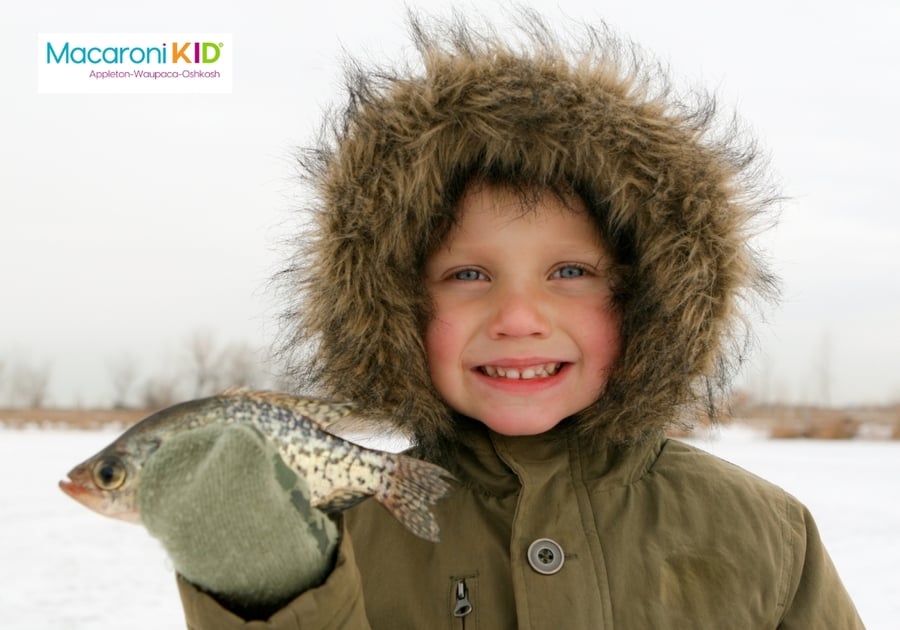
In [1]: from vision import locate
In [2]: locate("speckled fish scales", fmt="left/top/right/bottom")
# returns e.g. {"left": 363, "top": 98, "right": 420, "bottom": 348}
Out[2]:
{"left": 61, "top": 390, "right": 454, "bottom": 542}
{"left": 223, "top": 392, "right": 454, "bottom": 541}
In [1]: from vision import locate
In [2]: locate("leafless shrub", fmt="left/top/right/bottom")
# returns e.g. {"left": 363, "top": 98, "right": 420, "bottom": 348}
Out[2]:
{"left": 108, "top": 354, "right": 139, "bottom": 408}
{"left": 219, "top": 342, "right": 269, "bottom": 390}
{"left": 178, "top": 331, "right": 269, "bottom": 395}
{"left": 140, "top": 377, "right": 180, "bottom": 411}
{"left": 769, "top": 423, "right": 807, "bottom": 439}
{"left": 10, "top": 360, "right": 52, "bottom": 408}
{"left": 769, "top": 413, "right": 860, "bottom": 440}
{"left": 807, "top": 416, "right": 860, "bottom": 440}
{"left": 186, "top": 329, "right": 221, "bottom": 397}
{"left": 133, "top": 332, "right": 272, "bottom": 408}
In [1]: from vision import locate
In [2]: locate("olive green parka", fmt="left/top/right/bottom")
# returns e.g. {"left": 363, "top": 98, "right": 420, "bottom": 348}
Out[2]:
{"left": 177, "top": 422, "right": 862, "bottom": 628}
{"left": 176, "top": 12, "right": 863, "bottom": 629}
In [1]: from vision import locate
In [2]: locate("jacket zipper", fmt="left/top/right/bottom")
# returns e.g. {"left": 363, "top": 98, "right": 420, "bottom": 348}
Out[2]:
{"left": 453, "top": 578, "right": 473, "bottom": 624}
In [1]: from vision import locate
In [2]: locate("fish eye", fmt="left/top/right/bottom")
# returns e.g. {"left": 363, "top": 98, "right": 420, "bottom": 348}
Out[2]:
{"left": 92, "top": 457, "right": 127, "bottom": 490}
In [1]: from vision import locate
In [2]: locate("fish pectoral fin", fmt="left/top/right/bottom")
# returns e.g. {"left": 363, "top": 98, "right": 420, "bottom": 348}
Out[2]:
{"left": 314, "top": 488, "right": 370, "bottom": 514}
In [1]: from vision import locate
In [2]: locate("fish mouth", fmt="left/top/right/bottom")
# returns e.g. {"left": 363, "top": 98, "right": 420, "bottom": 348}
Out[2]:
{"left": 59, "top": 475, "right": 98, "bottom": 504}
{"left": 58, "top": 476, "right": 141, "bottom": 524}
{"left": 58, "top": 478, "right": 83, "bottom": 499}
{"left": 478, "top": 362, "right": 564, "bottom": 380}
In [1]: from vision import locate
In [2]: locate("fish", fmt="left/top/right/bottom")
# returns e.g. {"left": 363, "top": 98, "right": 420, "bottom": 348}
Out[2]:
{"left": 59, "top": 390, "right": 454, "bottom": 542}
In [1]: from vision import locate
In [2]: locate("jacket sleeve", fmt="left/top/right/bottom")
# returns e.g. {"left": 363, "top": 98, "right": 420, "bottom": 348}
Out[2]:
{"left": 175, "top": 524, "right": 372, "bottom": 630}
{"left": 777, "top": 501, "right": 865, "bottom": 629}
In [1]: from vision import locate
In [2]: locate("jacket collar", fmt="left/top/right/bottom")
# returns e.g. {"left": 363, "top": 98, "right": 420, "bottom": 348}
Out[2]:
{"left": 451, "top": 416, "right": 665, "bottom": 498}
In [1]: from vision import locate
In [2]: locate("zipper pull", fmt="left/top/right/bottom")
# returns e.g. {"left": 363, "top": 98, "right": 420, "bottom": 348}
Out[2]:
{"left": 453, "top": 579, "right": 472, "bottom": 617}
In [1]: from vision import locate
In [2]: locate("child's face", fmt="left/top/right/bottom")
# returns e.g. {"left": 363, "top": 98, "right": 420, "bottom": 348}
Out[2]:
{"left": 425, "top": 182, "right": 621, "bottom": 436}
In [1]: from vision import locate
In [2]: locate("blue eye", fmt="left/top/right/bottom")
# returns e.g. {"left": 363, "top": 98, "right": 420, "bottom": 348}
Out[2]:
{"left": 453, "top": 269, "right": 485, "bottom": 281}
{"left": 553, "top": 265, "right": 586, "bottom": 279}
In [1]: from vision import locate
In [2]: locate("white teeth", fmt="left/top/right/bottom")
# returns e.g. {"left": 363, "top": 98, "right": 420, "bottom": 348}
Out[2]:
{"left": 481, "top": 363, "right": 561, "bottom": 380}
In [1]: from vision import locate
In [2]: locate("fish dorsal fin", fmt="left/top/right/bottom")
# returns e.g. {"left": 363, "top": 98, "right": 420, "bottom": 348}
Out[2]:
{"left": 219, "top": 386, "right": 251, "bottom": 396}
{"left": 218, "top": 389, "right": 355, "bottom": 429}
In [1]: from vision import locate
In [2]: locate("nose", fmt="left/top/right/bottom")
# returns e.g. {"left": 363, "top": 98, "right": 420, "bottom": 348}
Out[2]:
{"left": 487, "top": 283, "right": 551, "bottom": 339}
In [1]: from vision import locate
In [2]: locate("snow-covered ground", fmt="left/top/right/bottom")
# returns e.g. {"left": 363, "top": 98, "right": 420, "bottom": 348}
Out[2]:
{"left": 1, "top": 425, "right": 897, "bottom": 628}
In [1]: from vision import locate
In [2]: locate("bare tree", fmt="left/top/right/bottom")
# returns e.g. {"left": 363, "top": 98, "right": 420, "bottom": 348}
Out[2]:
{"left": 11, "top": 360, "right": 52, "bottom": 408}
{"left": 186, "top": 329, "right": 222, "bottom": 397}
{"left": 815, "top": 331, "right": 833, "bottom": 407}
{"left": 220, "top": 342, "right": 267, "bottom": 390}
{"left": 140, "top": 376, "right": 179, "bottom": 411}
{"left": 748, "top": 353, "right": 774, "bottom": 407}
{"left": 108, "top": 354, "right": 139, "bottom": 408}
{"left": 136, "top": 333, "right": 275, "bottom": 408}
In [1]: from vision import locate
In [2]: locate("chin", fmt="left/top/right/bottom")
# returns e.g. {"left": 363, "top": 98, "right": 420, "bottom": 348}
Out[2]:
{"left": 478, "top": 413, "right": 564, "bottom": 437}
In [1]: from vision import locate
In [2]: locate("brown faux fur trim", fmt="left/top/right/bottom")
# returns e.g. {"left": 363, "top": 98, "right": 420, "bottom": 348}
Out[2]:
{"left": 277, "top": 11, "right": 779, "bottom": 457}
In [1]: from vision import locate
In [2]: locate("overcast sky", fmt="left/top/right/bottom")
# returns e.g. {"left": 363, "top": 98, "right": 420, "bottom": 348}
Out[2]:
{"left": 2, "top": 0, "right": 898, "bottom": 407}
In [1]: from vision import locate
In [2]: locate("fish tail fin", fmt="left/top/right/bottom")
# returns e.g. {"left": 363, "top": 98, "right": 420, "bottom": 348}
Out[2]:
{"left": 378, "top": 455, "right": 455, "bottom": 543}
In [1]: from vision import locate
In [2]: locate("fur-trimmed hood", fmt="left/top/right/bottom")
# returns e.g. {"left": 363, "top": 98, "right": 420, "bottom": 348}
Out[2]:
{"left": 281, "top": 13, "right": 778, "bottom": 457}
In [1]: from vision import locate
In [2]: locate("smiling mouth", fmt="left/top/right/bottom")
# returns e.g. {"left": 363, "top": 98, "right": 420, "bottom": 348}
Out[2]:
{"left": 478, "top": 363, "right": 563, "bottom": 380}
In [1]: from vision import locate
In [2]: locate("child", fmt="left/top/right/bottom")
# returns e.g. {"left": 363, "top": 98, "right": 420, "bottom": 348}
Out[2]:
{"left": 137, "top": 11, "right": 864, "bottom": 628}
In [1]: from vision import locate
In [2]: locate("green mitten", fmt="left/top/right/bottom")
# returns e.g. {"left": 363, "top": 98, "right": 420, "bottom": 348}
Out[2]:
{"left": 137, "top": 423, "right": 339, "bottom": 614}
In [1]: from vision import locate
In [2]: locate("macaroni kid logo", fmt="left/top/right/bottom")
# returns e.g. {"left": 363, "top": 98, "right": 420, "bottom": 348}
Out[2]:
{"left": 38, "top": 33, "right": 233, "bottom": 94}
{"left": 46, "top": 41, "right": 224, "bottom": 65}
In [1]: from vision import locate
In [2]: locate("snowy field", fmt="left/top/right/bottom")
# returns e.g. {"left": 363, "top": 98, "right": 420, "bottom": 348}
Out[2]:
{"left": 1, "top": 425, "right": 897, "bottom": 629}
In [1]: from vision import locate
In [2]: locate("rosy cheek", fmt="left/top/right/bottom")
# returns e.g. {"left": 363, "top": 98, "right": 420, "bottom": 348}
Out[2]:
{"left": 598, "top": 309, "right": 623, "bottom": 368}
{"left": 424, "top": 318, "right": 454, "bottom": 385}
